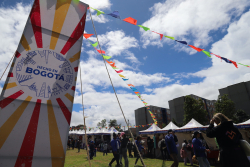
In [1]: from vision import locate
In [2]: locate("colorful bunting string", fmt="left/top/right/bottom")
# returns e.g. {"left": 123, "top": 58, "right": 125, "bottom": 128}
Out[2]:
{"left": 86, "top": 7, "right": 250, "bottom": 69}
{"left": 86, "top": 38, "right": 158, "bottom": 124}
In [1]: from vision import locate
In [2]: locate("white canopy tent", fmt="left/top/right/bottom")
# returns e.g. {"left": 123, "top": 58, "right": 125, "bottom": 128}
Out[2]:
{"left": 157, "top": 121, "right": 179, "bottom": 133}
{"left": 236, "top": 119, "right": 250, "bottom": 128}
{"left": 175, "top": 118, "right": 206, "bottom": 132}
{"left": 139, "top": 123, "right": 161, "bottom": 134}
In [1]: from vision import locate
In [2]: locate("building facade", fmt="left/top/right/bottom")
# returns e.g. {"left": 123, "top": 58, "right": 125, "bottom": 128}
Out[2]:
{"left": 134, "top": 106, "right": 170, "bottom": 135}
{"left": 219, "top": 81, "right": 250, "bottom": 115}
{"left": 169, "top": 94, "right": 216, "bottom": 124}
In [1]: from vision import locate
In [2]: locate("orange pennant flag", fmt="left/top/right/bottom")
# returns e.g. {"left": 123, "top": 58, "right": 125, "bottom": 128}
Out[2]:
{"left": 123, "top": 17, "right": 137, "bottom": 25}
{"left": 128, "top": 84, "right": 135, "bottom": 87}
{"left": 83, "top": 33, "right": 93, "bottom": 39}
{"left": 134, "top": 92, "right": 140, "bottom": 94}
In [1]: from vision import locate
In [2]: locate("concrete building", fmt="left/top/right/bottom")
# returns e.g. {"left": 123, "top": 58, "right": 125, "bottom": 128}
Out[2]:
{"left": 169, "top": 94, "right": 216, "bottom": 124}
{"left": 219, "top": 81, "right": 250, "bottom": 115}
{"left": 134, "top": 106, "right": 171, "bottom": 135}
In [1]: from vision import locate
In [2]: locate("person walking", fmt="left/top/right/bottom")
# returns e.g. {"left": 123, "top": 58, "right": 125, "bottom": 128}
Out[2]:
{"left": 165, "top": 129, "right": 179, "bottom": 167}
{"left": 109, "top": 133, "right": 120, "bottom": 167}
{"left": 206, "top": 113, "right": 250, "bottom": 167}
{"left": 134, "top": 136, "right": 144, "bottom": 166}
{"left": 72, "top": 139, "right": 75, "bottom": 150}
{"left": 89, "top": 141, "right": 95, "bottom": 160}
{"left": 180, "top": 140, "right": 187, "bottom": 165}
{"left": 103, "top": 142, "right": 108, "bottom": 156}
{"left": 186, "top": 140, "right": 193, "bottom": 165}
{"left": 127, "top": 140, "right": 133, "bottom": 158}
{"left": 158, "top": 138, "right": 168, "bottom": 160}
{"left": 121, "top": 133, "right": 129, "bottom": 167}
{"left": 147, "top": 137, "right": 153, "bottom": 158}
{"left": 192, "top": 131, "right": 210, "bottom": 167}
{"left": 77, "top": 140, "right": 81, "bottom": 153}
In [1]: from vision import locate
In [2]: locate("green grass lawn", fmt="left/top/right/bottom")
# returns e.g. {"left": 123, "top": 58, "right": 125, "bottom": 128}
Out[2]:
{"left": 64, "top": 149, "right": 218, "bottom": 167}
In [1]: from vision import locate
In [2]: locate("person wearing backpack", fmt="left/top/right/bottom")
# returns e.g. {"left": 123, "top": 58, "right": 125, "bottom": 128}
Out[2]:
{"left": 206, "top": 113, "right": 250, "bottom": 167}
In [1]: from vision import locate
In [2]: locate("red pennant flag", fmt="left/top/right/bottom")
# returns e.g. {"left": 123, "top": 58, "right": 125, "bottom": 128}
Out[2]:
{"left": 152, "top": 31, "right": 163, "bottom": 40}
{"left": 229, "top": 60, "right": 238, "bottom": 68}
{"left": 97, "top": 49, "right": 105, "bottom": 54}
{"left": 83, "top": 33, "right": 93, "bottom": 39}
{"left": 115, "top": 70, "right": 123, "bottom": 73}
{"left": 123, "top": 17, "right": 137, "bottom": 25}
{"left": 188, "top": 45, "right": 204, "bottom": 52}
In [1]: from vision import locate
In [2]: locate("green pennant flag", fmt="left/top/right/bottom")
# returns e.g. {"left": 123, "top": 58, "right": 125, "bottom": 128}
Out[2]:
{"left": 91, "top": 42, "right": 98, "bottom": 47}
{"left": 97, "top": 10, "right": 105, "bottom": 16}
{"left": 112, "top": 67, "right": 119, "bottom": 69}
{"left": 90, "top": 7, "right": 105, "bottom": 16}
{"left": 138, "top": 25, "right": 150, "bottom": 31}
{"left": 202, "top": 50, "right": 211, "bottom": 58}
{"left": 103, "top": 55, "right": 111, "bottom": 60}
{"left": 164, "top": 35, "right": 175, "bottom": 40}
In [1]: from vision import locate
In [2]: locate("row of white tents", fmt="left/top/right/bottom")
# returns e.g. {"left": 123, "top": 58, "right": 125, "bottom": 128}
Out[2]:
{"left": 69, "top": 127, "right": 119, "bottom": 136}
{"left": 139, "top": 118, "right": 250, "bottom": 134}
{"left": 69, "top": 118, "right": 250, "bottom": 136}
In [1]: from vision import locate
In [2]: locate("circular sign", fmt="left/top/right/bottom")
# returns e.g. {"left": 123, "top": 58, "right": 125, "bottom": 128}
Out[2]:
{"left": 15, "top": 49, "right": 74, "bottom": 99}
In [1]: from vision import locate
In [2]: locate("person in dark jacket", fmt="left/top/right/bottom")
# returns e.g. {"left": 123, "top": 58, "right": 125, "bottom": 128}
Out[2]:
{"left": 72, "top": 139, "right": 75, "bottom": 150}
{"left": 147, "top": 137, "right": 153, "bottom": 157}
{"left": 165, "top": 129, "right": 179, "bottom": 167}
{"left": 127, "top": 140, "right": 133, "bottom": 158}
{"left": 134, "top": 136, "right": 144, "bottom": 166}
{"left": 206, "top": 113, "right": 250, "bottom": 167}
{"left": 77, "top": 140, "right": 81, "bottom": 152}
{"left": 89, "top": 141, "right": 95, "bottom": 160}
{"left": 192, "top": 131, "right": 210, "bottom": 167}
{"left": 109, "top": 133, "right": 119, "bottom": 167}
{"left": 121, "top": 133, "right": 129, "bottom": 167}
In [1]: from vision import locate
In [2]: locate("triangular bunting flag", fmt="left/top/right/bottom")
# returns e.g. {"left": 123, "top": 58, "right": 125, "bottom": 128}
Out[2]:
{"left": 83, "top": 34, "right": 93, "bottom": 39}
{"left": 188, "top": 45, "right": 204, "bottom": 52}
{"left": 229, "top": 60, "right": 238, "bottom": 68}
{"left": 112, "top": 67, "right": 119, "bottom": 69}
{"left": 115, "top": 70, "right": 123, "bottom": 73}
{"left": 123, "top": 17, "right": 137, "bottom": 25}
{"left": 138, "top": 25, "right": 150, "bottom": 31}
{"left": 91, "top": 42, "right": 98, "bottom": 47}
{"left": 164, "top": 35, "right": 175, "bottom": 40}
{"left": 202, "top": 50, "right": 211, "bottom": 58}
{"left": 134, "top": 92, "right": 140, "bottom": 94}
{"left": 119, "top": 74, "right": 125, "bottom": 78}
{"left": 97, "top": 50, "right": 106, "bottom": 54}
{"left": 107, "top": 11, "right": 120, "bottom": 19}
{"left": 102, "top": 55, "right": 111, "bottom": 59}
{"left": 152, "top": 31, "right": 163, "bottom": 40}
{"left": 128, "top": 84, "right": 135, "bottom": 87}
{"left": 176, "top": 40, "right": 188, "bottom": 45}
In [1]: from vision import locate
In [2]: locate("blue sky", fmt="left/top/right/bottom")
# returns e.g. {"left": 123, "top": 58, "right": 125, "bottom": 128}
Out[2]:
{"left": 1, "top": 0, "right": 250, "bottom": 128}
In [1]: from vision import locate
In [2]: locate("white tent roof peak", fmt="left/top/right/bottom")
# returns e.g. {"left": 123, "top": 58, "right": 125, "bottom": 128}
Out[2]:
{"left": 180, "top": 118, "right": 204, "bottom": 129}
{"left": 139, "top": 123, "right": 161, "bottom": 134}
{"left": 162, "top": 121, "right": 179, "bottom": 130}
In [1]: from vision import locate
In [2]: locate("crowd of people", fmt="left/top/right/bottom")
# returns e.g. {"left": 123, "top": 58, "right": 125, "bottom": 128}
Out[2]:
{"left": 70, "top": 113, "right": 250, "bottom": 167}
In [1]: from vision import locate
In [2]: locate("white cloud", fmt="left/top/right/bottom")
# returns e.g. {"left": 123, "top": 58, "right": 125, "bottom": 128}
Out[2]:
{"left": 80, "top": 0, "right": 111, "bottom": 10}
{"left": 140, "top": 0, "right": 250, "bottom": 50}
{"left": 0, "top": 3, "right": 30, "bottom": 83}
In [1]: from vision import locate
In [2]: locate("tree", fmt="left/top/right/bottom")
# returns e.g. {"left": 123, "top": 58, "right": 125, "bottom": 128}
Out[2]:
{"left": 172, "top": 118, "right": 184, "bottom": 127}
{"left": 234, "top": 109, "right": 250, "bottom": 124}
{"left": 97, "top": 119, "right": 107, "bottom": 128}
{"left": 215, "top": 94, "right": 236, "bottom": 120}
{"left": 108, "top": 119, "right": 121, "bottom": 131}
{"left": 183, "top": 96, "right": 208, "bottom": 125}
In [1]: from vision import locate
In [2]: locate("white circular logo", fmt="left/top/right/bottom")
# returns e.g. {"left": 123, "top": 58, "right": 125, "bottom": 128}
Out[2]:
{"left": 15, "top": 50, "right": 74, "bottom": 99}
